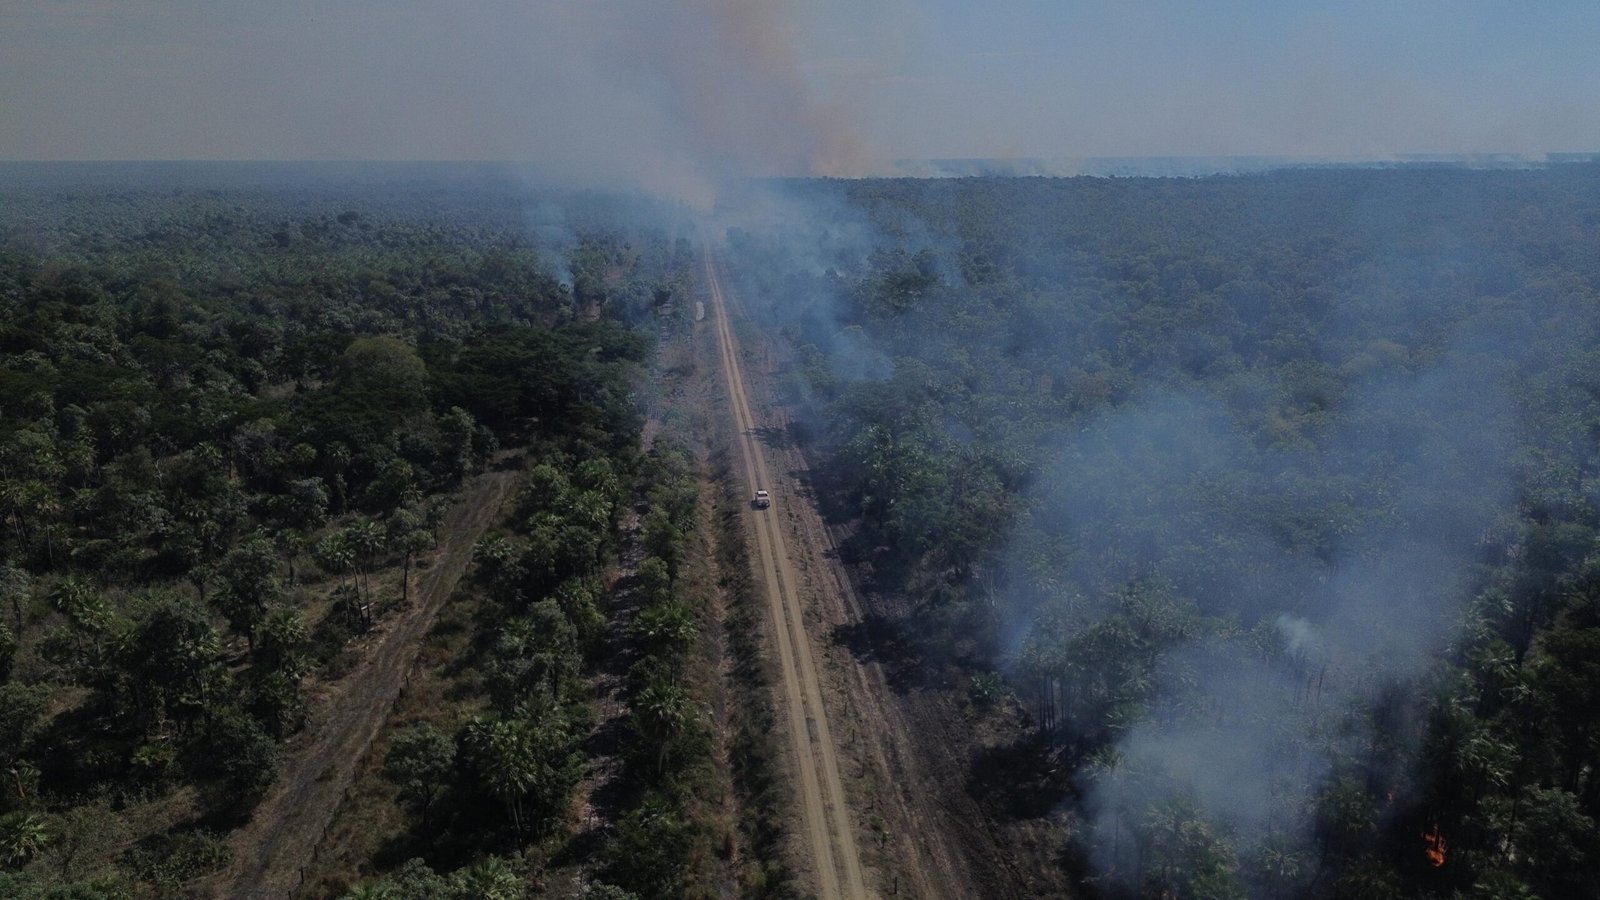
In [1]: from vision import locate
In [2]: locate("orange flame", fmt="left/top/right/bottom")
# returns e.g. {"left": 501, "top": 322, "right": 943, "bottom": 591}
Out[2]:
{"left": 1423, "top": 824, "right": 1447, "bottom": 867}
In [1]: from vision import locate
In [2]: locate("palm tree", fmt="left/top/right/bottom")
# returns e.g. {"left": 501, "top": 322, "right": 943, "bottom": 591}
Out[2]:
{"left": 46, "top": 576, "right": 111, "bottom": 664}
{"left": 633, "top": 602, "right": 697, "bottom": 657}
{"left": 384, "top": 724, "right": 454, "bottom": 835}
{"left": 47, "top": 576, "right": 107, "bottom": 633}
{"left": 1255, "top": 836, "right": 1305, "bottom": 898}
{"left": 0, "top": 811, "right": 49, "bottom": 868}
{"left": 0, "top": 564, "right": 31, "bottom": 634}
{"left": 387, "top": 510, "right": 432, "bottom": 604}
{"left": 345, "top": 518, "right": 385, "bottom": 602}
{"left": 633, "top": 681, "right": 692, "bottom": 775}
{"left": 129, "top": 595, "right": 223, "bottom": 728}
{"left": 0, "top": 481, "right": 26, "bottom": 547}
{"left": 463, "top": 716, "right": 539, "bottom": 838}
{"left": 313, "top": 532, "right": 355, "bottom": 593}
{"left": 274, "top": 528, "right": 306, "bottom": 585}
{"left": 256, "top": 606, "right": 307, "bottom": 675}
{"left": 452, "top": 856, "right": 523, "bottom": 900}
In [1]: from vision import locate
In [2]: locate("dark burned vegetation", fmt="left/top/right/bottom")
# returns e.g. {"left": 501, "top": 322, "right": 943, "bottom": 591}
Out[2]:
{"left": 730, "top": 164, "right": 1600, "bottom": 898}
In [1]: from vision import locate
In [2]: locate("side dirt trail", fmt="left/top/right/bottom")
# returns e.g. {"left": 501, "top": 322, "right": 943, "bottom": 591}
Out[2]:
{"left": 211, "top": 464, "right": 519, "bottom": 900}
{"left": 706, "top": 249, "right": 870, "bottom": 900}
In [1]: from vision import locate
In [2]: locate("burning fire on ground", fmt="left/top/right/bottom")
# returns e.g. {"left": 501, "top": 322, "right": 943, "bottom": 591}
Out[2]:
{"left": 1423, "top": 824, "right": 1447, "bottom": 867}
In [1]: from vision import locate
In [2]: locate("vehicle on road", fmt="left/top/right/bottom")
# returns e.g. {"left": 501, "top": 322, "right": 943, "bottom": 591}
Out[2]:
{"left": 753, "top": 489, "right": 771, "bottom": 509}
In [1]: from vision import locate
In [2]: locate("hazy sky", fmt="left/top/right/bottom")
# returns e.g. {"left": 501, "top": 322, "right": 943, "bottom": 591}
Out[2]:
{"left": 4, "top": 1, "right": 1598, "bottom": 182}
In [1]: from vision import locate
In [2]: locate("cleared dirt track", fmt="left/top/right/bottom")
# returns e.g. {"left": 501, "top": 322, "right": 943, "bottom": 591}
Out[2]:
{"left": 705, "top": 249, "right": 869, "bottom": 900}
{"left": 213, "top": 467, "right": 518, "bottom": 899}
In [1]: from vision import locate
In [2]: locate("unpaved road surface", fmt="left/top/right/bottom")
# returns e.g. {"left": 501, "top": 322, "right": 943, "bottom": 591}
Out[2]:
{"left": 212, "top": 467, "right": 518, "bottom": 900}
{"left": 706, "top": 249, "right": 870, "bottom": 900}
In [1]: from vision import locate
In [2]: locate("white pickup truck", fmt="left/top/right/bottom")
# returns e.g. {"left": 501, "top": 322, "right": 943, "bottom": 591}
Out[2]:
{"left": 753, "top": 489, "right": 771, "bottom": 509}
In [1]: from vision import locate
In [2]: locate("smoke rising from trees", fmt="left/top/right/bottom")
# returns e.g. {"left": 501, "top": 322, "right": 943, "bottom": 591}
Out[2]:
{"left": 711, "top": 168, "right": 1600, "bottom": 893}
{"left": 1, "top": 1, "right": 883, "bottom": 204}
{"left": 1039, "top": 351, "right": 1517, "bottom": 881}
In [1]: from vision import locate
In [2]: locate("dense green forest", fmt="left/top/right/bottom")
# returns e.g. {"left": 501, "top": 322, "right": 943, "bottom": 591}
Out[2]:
{"left": 0, "top": 169, "right": 712, "bottom": 897}
{"left": 727, "top": 164, "right": 1600, "bottom": 898}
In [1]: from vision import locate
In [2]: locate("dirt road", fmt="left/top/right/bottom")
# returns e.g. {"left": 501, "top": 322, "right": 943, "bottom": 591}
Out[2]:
{"left": 705, "top": 249, "right": 870, "bottom": 900}
{"left": 212, "top": 466, "right": 518, "bottom": 899}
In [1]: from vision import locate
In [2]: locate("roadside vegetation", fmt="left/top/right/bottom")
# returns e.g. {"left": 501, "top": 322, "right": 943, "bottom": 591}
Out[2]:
{"left": 707, "top": 444, "right": 792, "bottom": 899}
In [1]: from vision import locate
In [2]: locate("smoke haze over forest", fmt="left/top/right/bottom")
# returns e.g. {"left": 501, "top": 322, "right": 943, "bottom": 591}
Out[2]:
{"left": 7, "top": 1, "right": 1600, "bottom": 198}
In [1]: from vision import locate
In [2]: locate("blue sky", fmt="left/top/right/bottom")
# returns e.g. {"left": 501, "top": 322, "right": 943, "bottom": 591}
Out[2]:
{"left": 3, "top": 1, "right": 1597, "bottom": 175}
